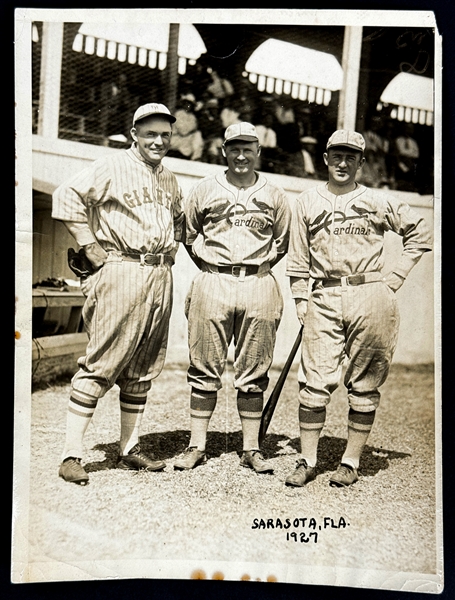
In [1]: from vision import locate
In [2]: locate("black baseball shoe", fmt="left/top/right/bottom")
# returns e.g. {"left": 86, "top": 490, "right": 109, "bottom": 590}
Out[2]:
{"left": 117, "top": 444, "right": 166, "bottom": 472}
{"left": 285, "top": 458, "right": 316, "bottom": 487}
{"left": 240, "top": 450, "right": 274, "bottom": 474}
{"left": 329, "top": 463, "right": 359, "bottom": 487}
{"left": 59, "top": 457, "right": 89, "bottom": 485}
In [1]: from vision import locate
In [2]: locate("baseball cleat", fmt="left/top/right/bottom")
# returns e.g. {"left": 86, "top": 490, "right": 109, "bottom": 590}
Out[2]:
{"left": 117, "top": 444, "right": 166, "bottom": 471}
{"left": 285, "top": 458, "right": 315, "bottom": 487}
{"left": 174, "top": 446, "right": 207, "bottom": 470}
{"left": 59, "top": 457, "right": 89, "bottom": 485}
{"left": 329, "top": 463, "right": 359, "bottom": 487}
{"left": 240, "top": 450, "right": 274, "bottom": 474}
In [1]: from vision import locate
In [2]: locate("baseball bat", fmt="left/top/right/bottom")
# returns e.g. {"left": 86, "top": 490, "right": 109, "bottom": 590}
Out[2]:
{"left": 258, "top": 325, "right": 304, "bottom": 447}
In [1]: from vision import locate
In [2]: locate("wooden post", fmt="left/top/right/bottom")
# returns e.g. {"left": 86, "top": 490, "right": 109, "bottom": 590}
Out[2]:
{"left": 337, "top": 26, "right": 363, "bottom": 131}
{"left": 165, "top": 23, "right": 180, "bottom": 113}
{"left": 38, "top": 22, "right": 64, "bottom": 138}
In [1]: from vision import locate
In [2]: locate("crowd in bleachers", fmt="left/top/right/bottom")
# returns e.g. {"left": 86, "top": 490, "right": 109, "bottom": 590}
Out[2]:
{"left": 103, "top": 62, "right": 433, "bottom": 195}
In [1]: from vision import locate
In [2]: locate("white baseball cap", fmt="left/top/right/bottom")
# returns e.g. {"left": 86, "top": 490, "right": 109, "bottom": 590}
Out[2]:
{"left": 326, "top": 130, "right": 365, "bottom": 152}
{"left": 224, "top": 122, "right": 259, "bottom": 144}
{"left": 133, "top": 103, "right": 176, "bottom": 125}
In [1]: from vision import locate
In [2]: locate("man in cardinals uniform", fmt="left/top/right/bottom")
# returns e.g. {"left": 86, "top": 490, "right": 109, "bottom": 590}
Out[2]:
{"left": 174, "top": 122, "right": 291, "bottom": 474}
{"left": 285, "top": 129, "right": 432, "bottom": 488}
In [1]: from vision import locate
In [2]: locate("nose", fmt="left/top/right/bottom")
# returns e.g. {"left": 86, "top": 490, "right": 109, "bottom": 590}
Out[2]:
{"left": 152, "top": 135, "right": 163, "bottom": 145}
{"left": 237, "top": 153, "right": 246, "bottom": 161}
{"left": 338, "top": 159, "right": 347, "bottom": 168}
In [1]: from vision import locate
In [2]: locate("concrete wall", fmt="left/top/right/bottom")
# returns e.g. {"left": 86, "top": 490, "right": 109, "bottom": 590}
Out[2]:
{"left": 32, "top": 136, "right": 436, "bottom": 365}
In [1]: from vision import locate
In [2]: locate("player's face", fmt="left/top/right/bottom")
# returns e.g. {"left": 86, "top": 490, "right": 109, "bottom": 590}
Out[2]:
{"left": 131, "top": 116, "right": 173, "bottom": 166}
{"left": 324, "top": 147, "right": 364, "bottom": 187}
{"left": 223, "top": 141, "right": 260, "bottom": 176}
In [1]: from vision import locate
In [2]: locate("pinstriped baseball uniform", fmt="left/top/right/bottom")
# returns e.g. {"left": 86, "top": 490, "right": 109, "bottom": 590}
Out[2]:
{"left": 286, "top": 182, "right": 432, "bottom": 410}
{"left": 52, "top": 143, "right": 184, "bottom": 399}
{"left": 185, "top": 171, "right": 291, "bottom": 393}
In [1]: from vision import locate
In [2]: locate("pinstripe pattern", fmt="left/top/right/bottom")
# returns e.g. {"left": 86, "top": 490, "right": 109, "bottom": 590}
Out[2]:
{"left": 286, "top": 182, "right": 431, "bottom": 413}
{"left": 185, "top": 171, "right": 290, "bottom": 398}
{"left": 53, "top": 144, "right": 181, "bottom": 402}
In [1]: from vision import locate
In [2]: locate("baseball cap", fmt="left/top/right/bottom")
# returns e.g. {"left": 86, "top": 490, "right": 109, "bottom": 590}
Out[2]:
{"left": 132, "top": 103, "right": 176, "bottom": 126}
{"left": 326, "top": 130, "right": 365, "bottom": 152}
{"left": 224, "top": 122, "right": 259, "bottom": 144}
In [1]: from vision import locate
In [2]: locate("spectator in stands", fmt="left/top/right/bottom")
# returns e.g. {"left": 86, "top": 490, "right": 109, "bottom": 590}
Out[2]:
{"left": 300, "top": 136, "right": 319, "bottom": 179}
{"left": 274, "top": 105, "right": 305, "bottom": 177}
{"left": 360, "top": 116, "right": 390, "bottom": 188}
{"left": 167, "top": 97, "right": 205, "bottom": 162}
{"left": 255, "top": 112, "right": 279, "bottom": 172}
{"left": 206, "top": 68, "right": 235, "bottom": 100}
{"left": 196, "top": 97, "right": 224, "bottom": 164}
{"left": 393, "top": 123, "right": 420, "bottom": 192}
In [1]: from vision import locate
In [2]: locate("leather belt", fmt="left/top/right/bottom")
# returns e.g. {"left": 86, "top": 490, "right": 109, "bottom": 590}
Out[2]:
{"left": 120, "top": 253, "right": 174, "bottom": 267}
{"left": 318, "top": 273, "right": 382, "bottom": 288}
{"left": 216, "top": 265, "right": 260, "bottom": 277}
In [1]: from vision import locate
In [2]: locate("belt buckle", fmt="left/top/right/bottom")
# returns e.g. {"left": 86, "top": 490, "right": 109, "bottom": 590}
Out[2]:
{"left": 347, "top": 274, "right": 365, "bottom": 286}
{"left": 140, "top": 253, "right": 156, "bottom": 266}
{"left": 231, "top": 266, "right": 241, "bottom": 277}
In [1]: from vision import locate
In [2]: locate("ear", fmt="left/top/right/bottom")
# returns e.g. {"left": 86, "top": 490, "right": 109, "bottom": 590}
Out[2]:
{"left": 323, "top": 152, "right": 329, "bottom": 166}
{"left": 358, "top": 155, "right": 366, "bottom": 169}
{"left": 221, "top": 145, "right": 227, "bottom": 158}
{"left": 257, "top": 144, "right": 262, "bottom": 157}
{"left": 130, "top": 127, "right": 138, "bottom": 142}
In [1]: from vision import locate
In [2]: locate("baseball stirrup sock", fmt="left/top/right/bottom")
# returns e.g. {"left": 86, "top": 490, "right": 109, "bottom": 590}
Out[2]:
{"left": 237, "top": 392, "right": 264, "bottom": 451}
{"left": 189, "top": 389, "right": 217, "bottom": 451}
{"left": 342, "top": 408, "right": 376, "bottom": 469}
{"left": 62, "top": 392, "right": 98, "bottom": 461}
{"left": 119, "top": 392, "right": 147, "bottom": 455}
{"left": 299, "top": 404, "right": 326, "bottom": 468}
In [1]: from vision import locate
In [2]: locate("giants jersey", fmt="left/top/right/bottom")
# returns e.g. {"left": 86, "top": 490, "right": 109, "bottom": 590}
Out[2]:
{"left": 286, "top": 183, "right": 432, "bottom": 296}
{"left": 185, "top": 172, "right": 291, "bottom": 266}
{"left": 52, "top": 145, "right": 184, "bottom": 256}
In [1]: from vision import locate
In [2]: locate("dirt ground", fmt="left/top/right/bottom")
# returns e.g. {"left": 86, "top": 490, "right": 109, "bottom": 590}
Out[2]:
{"left": 15, "top": 361, "right": 441, "bottom": 590}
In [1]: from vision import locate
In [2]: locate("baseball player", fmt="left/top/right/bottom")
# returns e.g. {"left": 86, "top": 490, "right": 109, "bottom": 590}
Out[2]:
{"left": 52, "top": 103, "right": 184, "bottom": 485}
{"left": 173, "top": 122, "right": 291, "bottom": 473}
{"left": 285, "top": 129, "right": 432, "bottom": 487}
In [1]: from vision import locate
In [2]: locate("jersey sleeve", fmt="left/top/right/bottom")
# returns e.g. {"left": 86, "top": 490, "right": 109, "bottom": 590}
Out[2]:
{"left": 52, "top": 158, "right": 112, "bottom": 224}
{"left": 172, "top": 186, "right": 185, "bottom": 242}
{"left": 272, "top": 188, "right": 291, "bottom": 254}
{"left": 285, "top": 193, "right": 311, "bottom": 298}
{"left": 383, "top": 194, "right": 433, "bottom": 278}
{"left": 184, "top": 181, "right": 205, "bottom": 246}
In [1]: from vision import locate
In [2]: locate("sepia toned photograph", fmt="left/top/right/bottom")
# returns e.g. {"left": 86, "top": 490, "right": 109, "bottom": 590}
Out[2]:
{"left": 14, "top": 8, "right": 442, "bottom": 593}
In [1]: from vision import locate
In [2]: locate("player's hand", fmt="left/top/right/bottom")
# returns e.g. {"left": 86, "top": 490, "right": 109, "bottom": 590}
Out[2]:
{"left": 382, "top": 271, "right": 405, "bottom": 293}
{"left": 295, "top": 298, "right": 308, "bottom": 325}
{"left": 83, "top": 242, "right": 108, "bottom": 269}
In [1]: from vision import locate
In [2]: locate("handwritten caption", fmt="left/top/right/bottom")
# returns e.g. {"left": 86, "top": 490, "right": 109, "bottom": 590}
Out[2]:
{"left": 251, "top": 517, "right": 350, "bottom": 544}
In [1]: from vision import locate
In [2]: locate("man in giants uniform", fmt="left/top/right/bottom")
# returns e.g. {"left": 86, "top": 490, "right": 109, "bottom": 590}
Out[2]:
{"left": 174, "top": 122, "right": 291, "bottom": 473}
{"left": 52, "top": 103, "right": 184, "bottom": 485}
{"left": 285, "top": 130, "right": 432, "bottom": 488}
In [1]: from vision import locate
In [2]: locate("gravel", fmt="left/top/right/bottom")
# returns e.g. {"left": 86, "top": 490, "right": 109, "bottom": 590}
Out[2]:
{"left": 19, "top": 362, "right": 439, "bottom": 589}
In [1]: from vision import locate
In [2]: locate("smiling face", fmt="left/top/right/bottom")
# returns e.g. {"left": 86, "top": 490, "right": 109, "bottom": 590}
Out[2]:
{"left": 324, "top": 146, "right": 365, "bottom": 189}
{"left": 223, "top": 141, "right": 260, "bottom": 179}
{"left": 131, "top": 116, "right": 173, "bottom": 166}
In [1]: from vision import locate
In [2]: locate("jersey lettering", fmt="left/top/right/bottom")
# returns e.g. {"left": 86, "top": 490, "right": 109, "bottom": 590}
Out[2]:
{"left": 123, "top": 186, "right": 172, "bottom": 210}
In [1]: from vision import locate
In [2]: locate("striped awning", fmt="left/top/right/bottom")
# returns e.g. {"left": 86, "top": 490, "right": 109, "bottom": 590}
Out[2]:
{"left": 72, "top": 22, "right": 207, "bottom": 75}
{"left": 379, "top": 72, "right": 434, "bottom": 126}
{"left": 244, "top": 38, "right": 343, "bottom": 106}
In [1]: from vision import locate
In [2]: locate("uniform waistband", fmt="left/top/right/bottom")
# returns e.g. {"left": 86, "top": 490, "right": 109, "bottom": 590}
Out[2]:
{"left": 116, "top": 252, "right": 174, "bottom": 267}
{"left": 202, "top": 262, "right": 270, "bottom": 277}
{"left": 316, "top": 272, "right": 383, "bottom": 288}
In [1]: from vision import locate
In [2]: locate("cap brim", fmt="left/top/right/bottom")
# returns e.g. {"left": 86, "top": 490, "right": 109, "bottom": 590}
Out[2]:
{"left": 327, "top": 143, "right": 363, "bottom": 152}
{"left": 134, "top": 112, "right": 176, "bottom": 124}
{"left": 225, "top": 135, "right": 259, "bottom": 143}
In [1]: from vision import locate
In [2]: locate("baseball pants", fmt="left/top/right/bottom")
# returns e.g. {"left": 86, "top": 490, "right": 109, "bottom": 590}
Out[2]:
{"left": 72, "top": 253, "right": 173, "bottom": 399}
{"left": 186, "top": 270, "right": 284, "bottom": 394}
{"left": 299, "top": 280, "right": 400, "bottom": 412}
